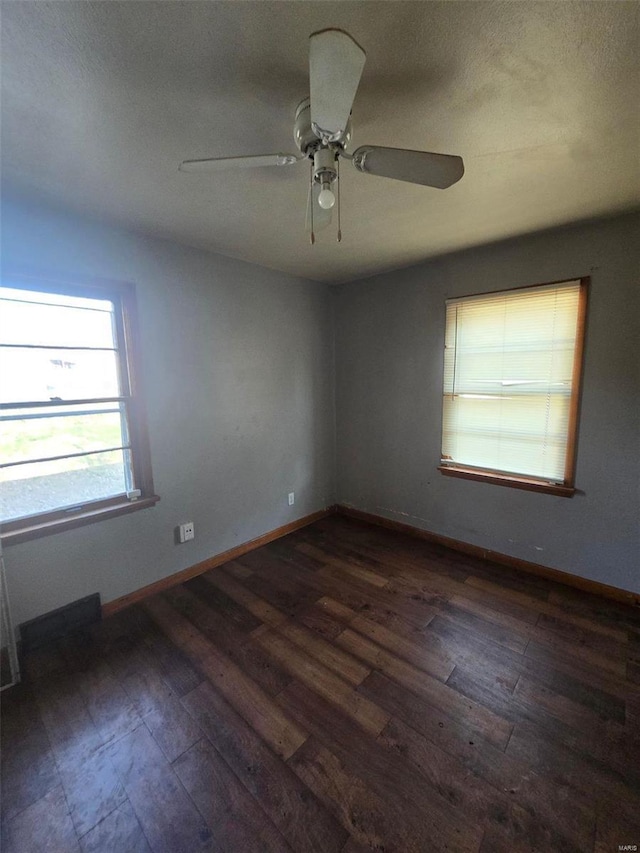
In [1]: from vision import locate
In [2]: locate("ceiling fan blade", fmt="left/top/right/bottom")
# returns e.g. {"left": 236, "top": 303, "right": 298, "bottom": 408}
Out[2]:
{"left": 305, "top": 182, "right": 333, "bottom": 233}
{"left": 351, "top": 146, "right": 464, "bottom": 189}
{"left": 179, "top": 153, "right": 301, "bottom": 172}
{"left": 309, "top": 29, "right": 366, "bottom": 140}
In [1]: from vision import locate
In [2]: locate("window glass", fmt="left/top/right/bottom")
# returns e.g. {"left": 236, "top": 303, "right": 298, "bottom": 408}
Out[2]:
{"left": 0, "top": 282, "right": 145, "bottom": 526}
{"left": 0, "top": 348, "right": 121, "bottom": 403}
{"left": 1, "top": 450, "right": 130, "bottom": 521}
{"left": 0, "top": 287, "right": 116, "bottom": 348}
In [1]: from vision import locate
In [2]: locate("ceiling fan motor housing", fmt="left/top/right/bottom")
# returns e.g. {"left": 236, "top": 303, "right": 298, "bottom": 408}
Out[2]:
{"left": 294, "top": 97, "right": 351, "bottom": 157}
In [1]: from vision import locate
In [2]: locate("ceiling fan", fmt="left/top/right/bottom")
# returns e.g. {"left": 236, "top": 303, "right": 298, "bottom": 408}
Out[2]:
{"left": 179, "top": 29, "right": 464, "bottom": 242}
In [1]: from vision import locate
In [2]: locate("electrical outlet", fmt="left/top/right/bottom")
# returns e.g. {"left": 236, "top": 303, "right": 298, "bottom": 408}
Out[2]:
{"left": 288, "top": 492, "right": 295, "bottom": 506}
{"left": 179, "top": 521, "right": 195, "bottom": 543}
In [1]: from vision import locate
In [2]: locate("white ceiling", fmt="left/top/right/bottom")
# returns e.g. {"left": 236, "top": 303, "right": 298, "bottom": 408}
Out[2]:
{"left": 2, "top": 1, "right": 639, "bottom": 283}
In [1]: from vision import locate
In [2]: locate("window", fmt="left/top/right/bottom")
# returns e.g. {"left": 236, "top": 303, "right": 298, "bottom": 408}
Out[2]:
{"left": 1, "top": 274, "right": 158, "bottom": 544}
{"left": 439, "top": 278, "right": 588, "bottom": 496}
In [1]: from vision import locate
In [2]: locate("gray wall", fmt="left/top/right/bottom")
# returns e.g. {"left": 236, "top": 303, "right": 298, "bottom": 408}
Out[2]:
{"left": 2, "top": 195, "right": 335, "bottom": 624}
{"left": 335, "top": 212, "right": 640, "bottom": 595}
{"left": 3, "top": 197, "right": 638, "bottom": 626}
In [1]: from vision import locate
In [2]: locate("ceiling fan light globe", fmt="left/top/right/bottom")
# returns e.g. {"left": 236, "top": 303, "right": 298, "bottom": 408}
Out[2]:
{"left": 318, "top": 187, "right": 336, "bottom": 209}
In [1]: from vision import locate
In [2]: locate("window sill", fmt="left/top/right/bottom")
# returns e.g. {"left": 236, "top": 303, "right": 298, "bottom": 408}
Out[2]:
{"left": 438, "top": 465, "right": 575, "bottom": 497}
{"left": 0, "top": 495, "right": 161, "bottom": 546}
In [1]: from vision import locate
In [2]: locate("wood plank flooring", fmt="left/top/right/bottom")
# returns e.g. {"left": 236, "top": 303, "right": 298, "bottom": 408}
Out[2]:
{"left": 2, "top": 515, "right": 639, "bottom": 852}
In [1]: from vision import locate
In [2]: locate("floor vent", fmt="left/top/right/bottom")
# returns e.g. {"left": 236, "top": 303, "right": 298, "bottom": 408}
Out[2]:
{"left": 19, "top": 593, "right": 101, "bottom": 652}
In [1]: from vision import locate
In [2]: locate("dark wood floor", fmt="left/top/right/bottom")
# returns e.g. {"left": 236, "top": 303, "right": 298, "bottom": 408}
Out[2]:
{"left": 2, "top": 515, "right": 640, "bottom": 852}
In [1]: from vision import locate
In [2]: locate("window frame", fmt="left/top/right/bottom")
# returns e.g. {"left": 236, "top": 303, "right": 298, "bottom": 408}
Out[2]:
{"left": 437, "top": 276, "right": 589, "bottom": 497}
{"left": 1, "top": 271, "right": 159, "bottom": 545}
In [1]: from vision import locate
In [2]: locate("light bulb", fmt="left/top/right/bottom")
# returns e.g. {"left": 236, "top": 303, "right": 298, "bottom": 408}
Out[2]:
{"left": 317, "top": 185, "right": 336, "bottom": 210}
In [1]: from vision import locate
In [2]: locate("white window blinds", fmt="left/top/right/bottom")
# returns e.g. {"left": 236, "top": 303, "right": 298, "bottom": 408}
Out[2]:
{"left": 441, "top": 280, "right": 584, "bottom": 484}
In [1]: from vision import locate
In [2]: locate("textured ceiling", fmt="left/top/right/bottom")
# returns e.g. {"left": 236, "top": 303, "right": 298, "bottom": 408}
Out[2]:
{"left": 2, "top": 1, "right": 639, "bottom": 283}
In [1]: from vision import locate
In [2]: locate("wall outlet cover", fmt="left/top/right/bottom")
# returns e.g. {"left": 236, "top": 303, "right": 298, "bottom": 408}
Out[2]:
{"left": 178, "top": 522, "right": 195, "bottom": 543}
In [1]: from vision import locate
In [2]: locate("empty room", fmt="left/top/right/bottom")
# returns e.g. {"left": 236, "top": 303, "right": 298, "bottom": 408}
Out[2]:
{"left": 1, "top": 2, "right": 639, "bottom": 852}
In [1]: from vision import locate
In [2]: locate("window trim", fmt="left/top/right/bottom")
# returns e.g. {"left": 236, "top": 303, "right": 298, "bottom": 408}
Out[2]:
{"left": 0, "top": 271, "right": 159, "bottom": 544}
{"left": 438, "top": 276, "right": 589, "bottom": 497}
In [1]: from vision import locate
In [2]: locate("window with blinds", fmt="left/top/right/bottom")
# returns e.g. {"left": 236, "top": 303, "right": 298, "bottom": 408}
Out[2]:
{"left": 440, "top": 279, "right": 587, "bottom": 494}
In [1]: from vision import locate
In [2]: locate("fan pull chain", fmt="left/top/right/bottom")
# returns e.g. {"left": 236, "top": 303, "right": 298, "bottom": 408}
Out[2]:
{"left": 336, "top": 157, "right": 342, "bottom": 243}
{"left": 309, "top": 163, "right": 315, "bottom": 245}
